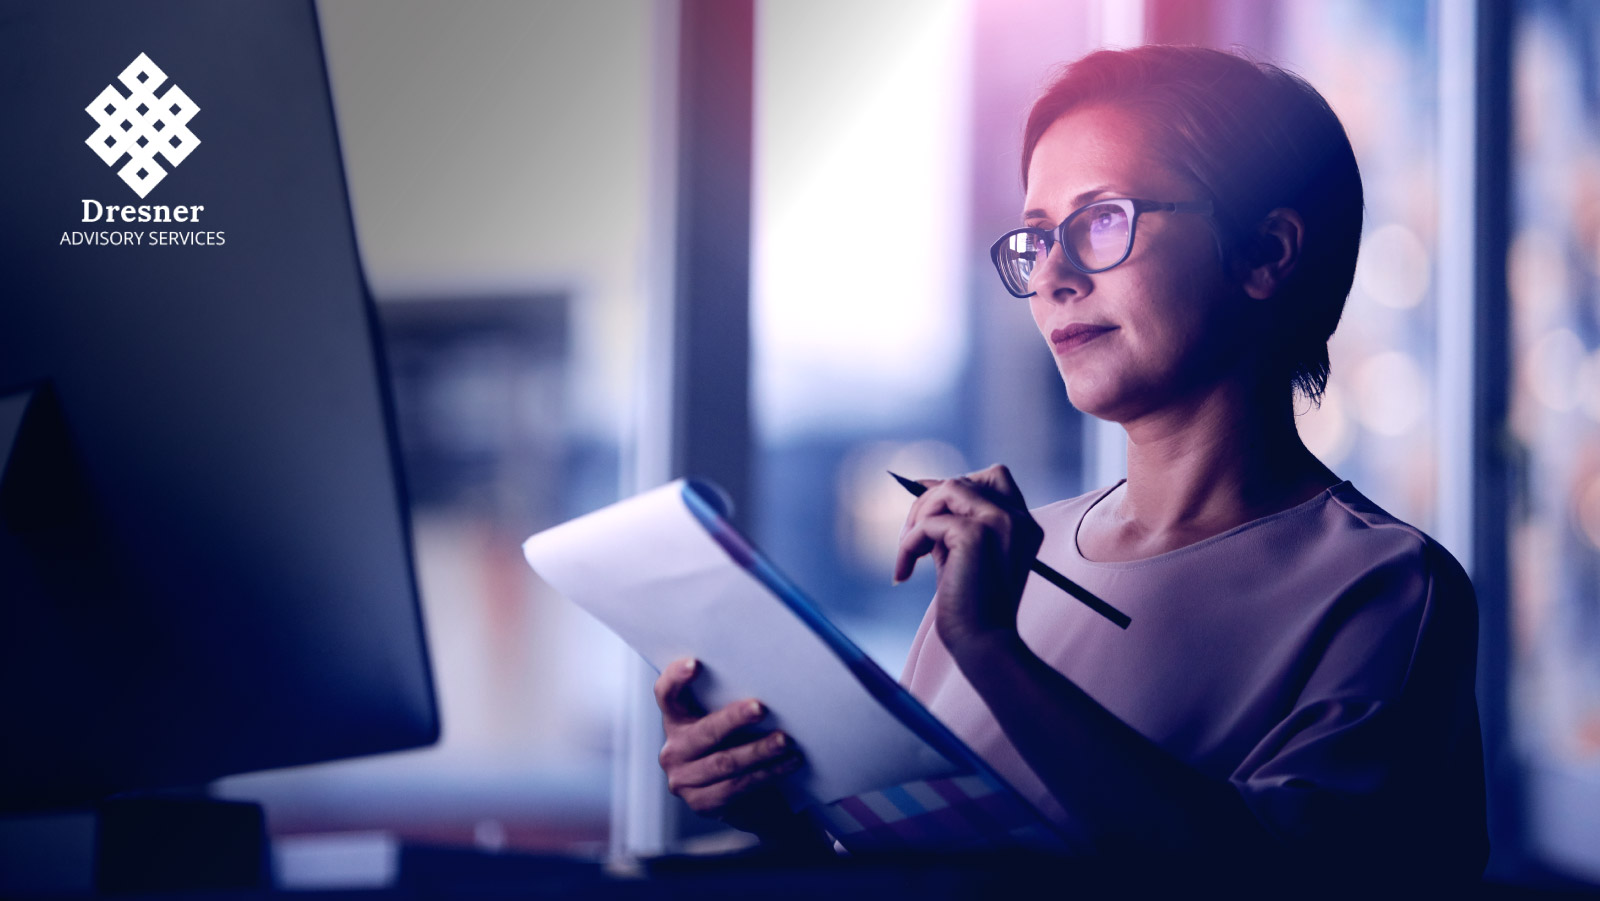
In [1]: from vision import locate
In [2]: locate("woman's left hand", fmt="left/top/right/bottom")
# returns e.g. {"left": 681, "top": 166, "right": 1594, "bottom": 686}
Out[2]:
{"left": 893, "top": 463, "right": 1043, "bottom": 655}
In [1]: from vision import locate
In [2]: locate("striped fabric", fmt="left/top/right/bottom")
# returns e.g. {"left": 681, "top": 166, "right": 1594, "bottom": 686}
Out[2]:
{"left": 809, "top": 773, "right": 1067, "bottom": 853}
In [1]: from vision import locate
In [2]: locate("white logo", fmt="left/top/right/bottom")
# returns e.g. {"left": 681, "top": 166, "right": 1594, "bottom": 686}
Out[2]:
{"left": 84, "top": 53, "right": 200, "bottom": 199}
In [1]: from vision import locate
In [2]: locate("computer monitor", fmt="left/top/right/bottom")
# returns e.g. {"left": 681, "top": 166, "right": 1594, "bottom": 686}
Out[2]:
{"left": 0, "top": 0, "right": 438, "bottom": 811}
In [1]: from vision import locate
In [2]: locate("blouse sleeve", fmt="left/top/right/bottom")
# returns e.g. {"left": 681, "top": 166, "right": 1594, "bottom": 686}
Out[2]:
{"left": 1227, "top": 537, "right": 1490, "bottom": 879}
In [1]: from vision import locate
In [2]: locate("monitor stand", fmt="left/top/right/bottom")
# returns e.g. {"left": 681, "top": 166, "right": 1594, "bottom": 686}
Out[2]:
{"left": 0, "top": 795, "right": 268, "bottom": 895}
{"left": 1, "top": 392, "right": 271, "bottom": 891}
{"left": 0, "top": 382, "right": 93, "bottom": 533}
{"left": 0, "top": 383, "right": 142, "bottom": 811}
{"left": 97, "top": 795, "right": 270, "bottom": 893}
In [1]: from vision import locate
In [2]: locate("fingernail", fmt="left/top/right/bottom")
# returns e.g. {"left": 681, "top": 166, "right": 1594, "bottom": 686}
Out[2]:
{"left": 683, "top": 658, "right": 697, "bottom": 675}
{"left": 746, "top": 700, "right": 764, "bottom": 718}
{"left": 891, "top": 577, "right": 903, "bottom": 586}
{"left": 770, "top": 732, "right": 787, "bottom": 750}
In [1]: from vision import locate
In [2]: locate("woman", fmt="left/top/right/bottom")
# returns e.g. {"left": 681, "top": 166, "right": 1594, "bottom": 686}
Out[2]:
{"left": 654, "top": 45, "right": 1489, "bottom": 879}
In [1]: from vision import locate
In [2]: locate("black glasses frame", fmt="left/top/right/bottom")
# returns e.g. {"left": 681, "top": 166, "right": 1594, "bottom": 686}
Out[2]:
{"left": 989, "top": 197, "right": 1215, "bottom": 298}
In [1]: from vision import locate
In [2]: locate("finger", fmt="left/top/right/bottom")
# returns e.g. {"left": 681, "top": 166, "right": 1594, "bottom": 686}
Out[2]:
{"left": 967, "top": 463, "right": 1027, "bottom": 506}
{"left": 924, "top": 478, "right": 1014, "bottom": 532}
{"left": 669, "top": 731, "right": 796, "bottom": 791}
{"left": 906, "top": 513, "right": 991, "bottom": 558}
{"left": 934, "top": 472, "right": 1017, "bottom": 517}
{"left": 678, "top": 753, "right": 806, "bottom": 816}
{"left": 897, "top": 477, "right": 1011, "bottom": 583}
{"left": 897, "top": 481, "right": 977, "bottom": 565}
{"left": 906, "top": 474, "right": 983, "bottom": 525}
{"left": 895, "top": 513, "right": 986, "bottom": 583}
{"left": 663, "top": 697, "right": 769, "bottom": 767}
{"left": 931, "top": 482, "right": 1044, "bottom": 563}
{"left": 902, "top": 477, "right": 962, "bottom": 536}
{"left": 654, "top": 657, "right": 707, "bottom": 725}
{"left": 902, "top": 483, "right": 1014, "bottom": 570}
{"left": 901, "top": 492, "right": 944, "bottom": 546}
{"left": 902, "top": 478, "right": 942, "bottom": 535}
{"left": 894, "top": 515, "right": 938, "bottom": 583}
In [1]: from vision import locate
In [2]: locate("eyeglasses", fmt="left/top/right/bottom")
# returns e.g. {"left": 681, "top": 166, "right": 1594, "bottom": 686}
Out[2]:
{"left": 989, "top": 197, "right": 1214, "bottom": 298}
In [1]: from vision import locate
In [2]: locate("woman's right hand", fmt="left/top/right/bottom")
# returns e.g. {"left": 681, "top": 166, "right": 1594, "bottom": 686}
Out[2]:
{"left": 654, "top": 657, "right": 805, "bottom": 834}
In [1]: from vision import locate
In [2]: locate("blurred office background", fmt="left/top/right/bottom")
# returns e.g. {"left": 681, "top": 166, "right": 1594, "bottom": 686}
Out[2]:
{"left": 215, "top": 0, "right": 1600, "bottom": 887}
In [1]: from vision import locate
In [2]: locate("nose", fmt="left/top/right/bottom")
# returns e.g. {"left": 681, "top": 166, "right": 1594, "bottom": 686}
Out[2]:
{"left": 1031, "top": 241, "right": 1092, "bottom": 303}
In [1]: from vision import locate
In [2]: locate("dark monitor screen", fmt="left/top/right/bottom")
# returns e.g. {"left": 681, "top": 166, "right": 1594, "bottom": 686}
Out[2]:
{"left": 0, "top": 0, "right": 439, "bottom": 810}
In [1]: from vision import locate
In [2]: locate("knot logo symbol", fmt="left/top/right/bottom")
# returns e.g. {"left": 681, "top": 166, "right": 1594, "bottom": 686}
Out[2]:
{"left": 85, "top": 53, "right": 200, "bottom": 199}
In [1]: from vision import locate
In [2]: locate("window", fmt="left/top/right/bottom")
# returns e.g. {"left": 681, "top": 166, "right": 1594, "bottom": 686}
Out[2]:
{"left": 1509, "top": 0, "right": 1600, "bottom": 879}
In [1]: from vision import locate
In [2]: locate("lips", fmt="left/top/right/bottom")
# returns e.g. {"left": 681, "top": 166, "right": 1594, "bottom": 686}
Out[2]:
{"left": 1050, "top": 323, "right": 1116, "bottom": 353}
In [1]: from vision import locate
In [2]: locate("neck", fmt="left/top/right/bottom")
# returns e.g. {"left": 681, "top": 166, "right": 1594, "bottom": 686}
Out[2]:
{"left": 1111, "top": 378, "right": 1337, "bottom": 534}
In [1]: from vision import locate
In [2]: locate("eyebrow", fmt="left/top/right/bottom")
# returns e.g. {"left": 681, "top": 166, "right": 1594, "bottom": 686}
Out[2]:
{"left": 1021, "top": 185, "right": 1120, "bottom": 223}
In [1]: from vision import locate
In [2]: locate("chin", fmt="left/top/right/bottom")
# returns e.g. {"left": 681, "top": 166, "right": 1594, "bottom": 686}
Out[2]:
{"left": 1061, "top": 373, "right": 1120, "bottom": 421}
{"left": 1062, "top": 369, "right": 1156, "bottom": 424}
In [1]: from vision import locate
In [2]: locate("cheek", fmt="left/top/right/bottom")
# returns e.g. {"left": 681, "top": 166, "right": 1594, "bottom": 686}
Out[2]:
{"left": 1112, "top": 270, "right": 1183, "bottom": 345}
{"left": 1127, "top": 240, "right": 1227, "bottom": 336}
{"left": 1130, "top": 270, "right": 1244, "bottom": 378}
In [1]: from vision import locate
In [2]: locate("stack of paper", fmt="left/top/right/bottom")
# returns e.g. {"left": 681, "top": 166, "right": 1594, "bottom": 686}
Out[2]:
{"left": 522, "top": 479, "right": 1067, "bottom": 853}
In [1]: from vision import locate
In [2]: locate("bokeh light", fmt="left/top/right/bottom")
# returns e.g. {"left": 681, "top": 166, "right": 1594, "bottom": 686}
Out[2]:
{"left": 834, "top": 440, "right": 968, "bottom": 574}
{"left": 1296, "top": 381, "right": 1355, "bottom": 467}
{"left": 1353, "top": 350, "right": 1427, "bottom": 436}
{"left": 1577, "top": 473, "right": 1600, "bottom": 552}
{"left": 1582, "top": 347, "right": 1600, "bottom": 423}
{"left": 1523, "top": 327, "right": 1587, "bottom": 412}
{"left": 1356, "top": 222, "right": 1431, "bottom": 310}
{"left": 1508, "top": 228, "right": 1571, "bottom": 324}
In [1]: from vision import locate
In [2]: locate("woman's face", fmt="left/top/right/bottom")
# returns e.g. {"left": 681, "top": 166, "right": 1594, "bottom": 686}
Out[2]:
{"left": 1023, "top": 105, "right": 1252, "bottom": 423}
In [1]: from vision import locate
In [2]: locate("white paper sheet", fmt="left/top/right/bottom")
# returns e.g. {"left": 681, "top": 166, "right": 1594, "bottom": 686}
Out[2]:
{"left": 522, "top": 480, "right": 958, "bottom": 807}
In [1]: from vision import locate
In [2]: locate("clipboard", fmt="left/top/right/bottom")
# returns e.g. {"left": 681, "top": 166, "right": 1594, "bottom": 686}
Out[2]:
{"left": 522, "top": 478, "right": 1069, "bottom": 853}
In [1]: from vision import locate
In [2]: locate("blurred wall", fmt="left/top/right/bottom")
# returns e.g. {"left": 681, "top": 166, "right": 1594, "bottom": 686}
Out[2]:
{"left": 318, "top": 0, "right": 653, "bottom": 435}
{"left": 218, "top": 0, "right": 661, "bottom": 855}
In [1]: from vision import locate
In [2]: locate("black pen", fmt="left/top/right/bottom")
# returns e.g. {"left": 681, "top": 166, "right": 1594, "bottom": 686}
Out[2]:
{"left": 888, "top": 471, "right": 1131, "bottom": 630}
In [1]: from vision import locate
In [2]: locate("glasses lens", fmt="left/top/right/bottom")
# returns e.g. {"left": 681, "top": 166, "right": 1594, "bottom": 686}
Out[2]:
{"left": 1065, "top": 201, "right": 1132, "bottom": 271}
{"left": 999, "top": 230, "right": 1048, "bottom": 295}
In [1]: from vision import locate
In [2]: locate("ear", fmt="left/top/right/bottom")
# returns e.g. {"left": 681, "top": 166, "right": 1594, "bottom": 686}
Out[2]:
{"left": 1240, "top": 208, "right": 1305, "bottom": 300}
